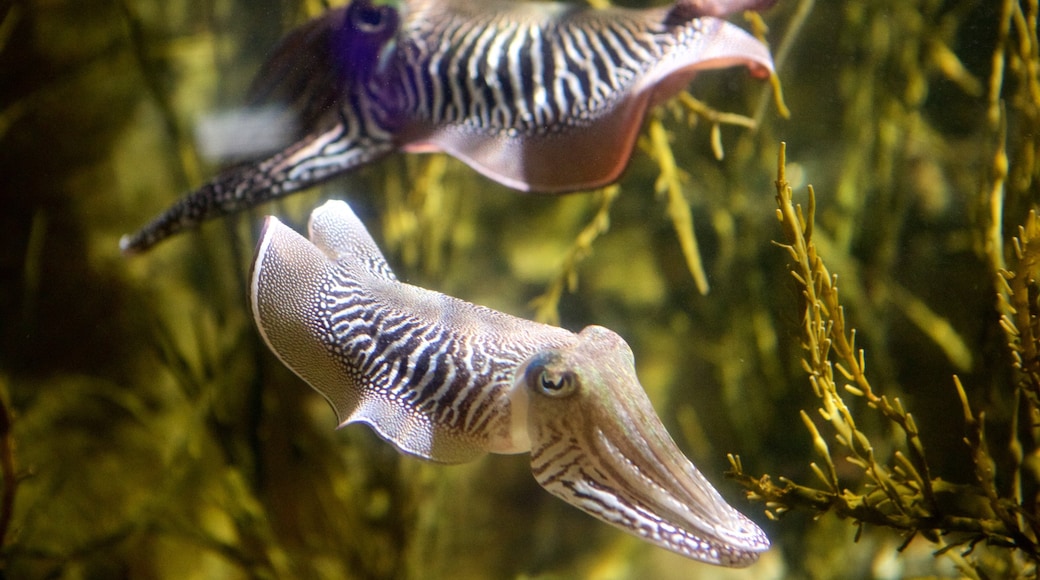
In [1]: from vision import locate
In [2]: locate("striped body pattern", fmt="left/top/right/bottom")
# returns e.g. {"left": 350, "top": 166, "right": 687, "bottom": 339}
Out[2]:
{"left": 252, "top": 197, "right": 575, "bottom": 460}
{"left": 251, "top": 199, "right": 769, "bottom": 566}
{"left": 397, "top": 1, "right": 721, "bottom": 135}
{"left": 317, "top": 279, "right": 542, "bottom": 458}
{"left": 122, "top": 0, "right": 776, "bottom": 253}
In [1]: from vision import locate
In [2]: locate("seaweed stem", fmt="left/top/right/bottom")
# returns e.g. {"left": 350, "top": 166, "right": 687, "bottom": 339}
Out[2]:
{"left": 530, "top": 185, "right": 620, "bottom": 324}
{"left": 646, "top": 115, "right": 710, "bottom": 294}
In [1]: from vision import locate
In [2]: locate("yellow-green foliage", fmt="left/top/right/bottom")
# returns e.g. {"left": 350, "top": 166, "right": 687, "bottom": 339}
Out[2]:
{"left": 727, "top": 1, "right": 1040, "bottom": 576}
{"left": 729, "top": 144, "right": 1039, "bottom": 578}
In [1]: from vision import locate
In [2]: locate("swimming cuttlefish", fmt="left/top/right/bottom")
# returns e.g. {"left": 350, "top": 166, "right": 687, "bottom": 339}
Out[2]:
{"left": 122, "top": 0, "right": 776, "bottom": 254}
{"left": 251, "top": 199, "right": 769, "bottom": 566}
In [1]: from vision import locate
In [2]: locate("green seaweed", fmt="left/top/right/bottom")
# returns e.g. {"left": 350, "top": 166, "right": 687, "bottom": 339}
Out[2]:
{"left": 729, "top": 144, "right": 1036, "bottom": 577}
{"left": 722, "top": 0, "right": 1040, "bottom": 576}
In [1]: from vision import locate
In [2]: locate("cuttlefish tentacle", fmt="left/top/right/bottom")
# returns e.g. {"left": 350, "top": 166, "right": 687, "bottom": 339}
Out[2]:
{"left": 250, "top": 199, "right": 769, "bottom": 566}
{"left": 126, "top": 126, "right": 396, "bottom": 253}
{"left": 123, "top": 3, "right": 402, "bottom": 254}
{"left": 123, "top": 0, "right": 776, "bottom": 254}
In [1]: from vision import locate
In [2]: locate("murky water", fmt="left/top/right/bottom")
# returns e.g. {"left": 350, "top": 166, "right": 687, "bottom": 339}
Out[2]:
{"left": 1, "top": 0, "right": 1032, "bottom": 578}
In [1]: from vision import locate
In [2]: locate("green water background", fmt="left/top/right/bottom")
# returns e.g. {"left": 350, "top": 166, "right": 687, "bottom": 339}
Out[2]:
{"left": 0, "top": 0, "right": 1027, "bottom": 578}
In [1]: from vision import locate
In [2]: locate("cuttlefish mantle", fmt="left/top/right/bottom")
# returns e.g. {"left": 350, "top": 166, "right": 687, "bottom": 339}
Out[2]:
{"left": 122, "top": 0, "right": 777, "bottom": 254}
{"left": 250, "top": 199, "right": 769, "bottom": 566}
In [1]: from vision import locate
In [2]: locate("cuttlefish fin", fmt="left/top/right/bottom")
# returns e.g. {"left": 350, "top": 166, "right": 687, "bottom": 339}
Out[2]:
{"left": 251, "top": 212, "right": 365, "bottom": 424}
{"left": 251, "top": 203, "right": 487, "bottom": 464}
{"left": 408, "top": 17, "right": 772, "bottom": 193}
{"left": 408, "top": 103, "right": 648, "bottom": 193}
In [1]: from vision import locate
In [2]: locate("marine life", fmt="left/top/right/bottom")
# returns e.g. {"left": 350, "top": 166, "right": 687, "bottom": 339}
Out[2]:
{"left": 250, "top": 199, "right": 770, "bottom": 566}
{"left": 122, "top": 0, "right": 776, "bottom": 253}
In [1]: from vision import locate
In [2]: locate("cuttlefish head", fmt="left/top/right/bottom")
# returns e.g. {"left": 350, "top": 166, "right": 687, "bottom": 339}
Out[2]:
{"left": 330, "top": 0, "right": 401, "bottom": 85}
{"left": 511, "top": 325, "right": 769, "bottom": 566}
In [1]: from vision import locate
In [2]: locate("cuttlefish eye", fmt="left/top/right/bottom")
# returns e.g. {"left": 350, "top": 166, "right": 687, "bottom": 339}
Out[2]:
{"left": 351, "top": 2, "right": 392, "bottom": 32}
{"left": 539, "top": 371, "right": 577, "bottom": 397}
{"left": 525, "top": 357, "right": 579, "bottom": 398}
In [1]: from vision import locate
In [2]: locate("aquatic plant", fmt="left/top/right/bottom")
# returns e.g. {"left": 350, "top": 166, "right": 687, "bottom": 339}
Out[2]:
{"left": 729, "top": 143, "right": 1040, "bottom": 577}
{"left": 719, "top": 1, "right": 1040, "bottom": 576}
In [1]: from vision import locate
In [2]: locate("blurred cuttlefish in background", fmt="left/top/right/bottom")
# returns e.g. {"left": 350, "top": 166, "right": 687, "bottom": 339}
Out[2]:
{"left": 251, "top": 199, "right": 770, "bottom": 566}
{"left": 122, "top": 0, "right": 776, "bottom": 253}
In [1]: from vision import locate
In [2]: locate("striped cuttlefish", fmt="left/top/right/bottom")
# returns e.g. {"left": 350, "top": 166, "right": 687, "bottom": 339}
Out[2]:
{"left": 251, "top": 199, "right": 770, "bottom": 566}
{"left": 121, "top": 0, "right": 776, "bottom": 254}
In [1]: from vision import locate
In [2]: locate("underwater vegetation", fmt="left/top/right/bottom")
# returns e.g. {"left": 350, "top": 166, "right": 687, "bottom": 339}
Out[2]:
{"left": 0, "top": 0, "right": 1037, "bottom": 579}
{"left": 725, "top": 1, "right": 1040, "bottom": 576}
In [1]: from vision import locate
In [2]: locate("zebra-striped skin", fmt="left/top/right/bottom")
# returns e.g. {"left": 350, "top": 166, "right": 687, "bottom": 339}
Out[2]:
{"left": 250, "top": 199, "right": 770, "bottom": 566}
{"left": 121, "top": 0, "right": 775, "bottom": 254}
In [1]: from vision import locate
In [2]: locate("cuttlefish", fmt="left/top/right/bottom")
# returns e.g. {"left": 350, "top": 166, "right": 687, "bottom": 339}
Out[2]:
{"left": 251, "top": 199, "right": 769, "bottom": 566}
{"left": 122, "top": 0, "right": 776, "bottom": 254}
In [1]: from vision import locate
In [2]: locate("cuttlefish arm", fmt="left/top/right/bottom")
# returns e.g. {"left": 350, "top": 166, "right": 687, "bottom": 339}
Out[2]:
{"left": 250, "top": 199, "right": 769, "bottom": 566}
{"left": 122, "top": 0, "right": 776, "bottom": 254}
{"left": 120, "top": 4, "right": 401, "bottom": 254}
